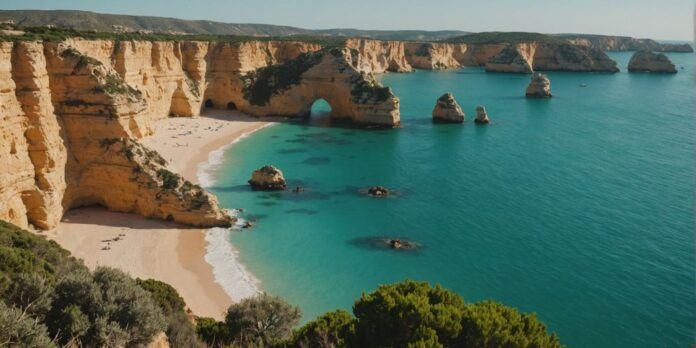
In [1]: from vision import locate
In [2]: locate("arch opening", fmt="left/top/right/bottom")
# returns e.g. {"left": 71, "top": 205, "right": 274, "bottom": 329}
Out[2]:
{"left": 309, "top": 98, "right": 332, "bottom": 118}
{"left": 227, "top": 102, "right": 237, "bottom": 110}
{"left": 204, "top": 99, "right": 214, "bottom": 108}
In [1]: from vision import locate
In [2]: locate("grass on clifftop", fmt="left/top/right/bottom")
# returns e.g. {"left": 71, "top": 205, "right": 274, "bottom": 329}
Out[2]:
{"left": 0, "top": 25, "right": 346, "bottom": 47}
{"left": 444, "top": 31, "right": 567, "bottom": 45}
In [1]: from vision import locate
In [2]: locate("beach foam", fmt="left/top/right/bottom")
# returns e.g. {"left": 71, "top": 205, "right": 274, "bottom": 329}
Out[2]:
{"left": 204, "top": 222, "right": 261, "bottom": 302}
{"left": 197, "top": 122, "right": 276, "bottom": 188}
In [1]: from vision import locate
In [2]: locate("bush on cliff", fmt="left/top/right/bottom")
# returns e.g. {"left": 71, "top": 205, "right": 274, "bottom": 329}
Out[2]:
{"left": 197, "top": 293, "right": 302, "bottom": 347}
{"left": 0, "top": 221, "right": 167, "bottom": 347}
{"left": 284, "top": 280, "right": 562, "bottom": 348}
{"left": 138, "top": 278, "right": 205, "bottom": 347}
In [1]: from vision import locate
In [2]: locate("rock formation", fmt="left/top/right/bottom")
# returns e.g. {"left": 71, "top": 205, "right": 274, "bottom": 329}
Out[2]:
{"left": 432, "top": 93, "right": 465, "bottom": 123}
{"left": 560, "top": 34, "right": 694, "bottom": 53}
{"left": 0, "top": 41, "right": 233, "bottom": 230}
{"left": 525, "top": 73, "right": 552, "bottom": 98}
{"left": 475, "top": 106, "right": 490, "bottom": 125}
{"left": 239, "top": 48, "right": 401, "bottom": 127}
{"left": 628, "top": 50, "right": 677, "bottom": 73}
{"left": 485, "top": 42, "right": 619, "bottom": 73}
{"left": 367, "top": 186, "right": 390, "bottom": 197}
{"left": 248, "top": 165, "right": 287, "bottom": 190}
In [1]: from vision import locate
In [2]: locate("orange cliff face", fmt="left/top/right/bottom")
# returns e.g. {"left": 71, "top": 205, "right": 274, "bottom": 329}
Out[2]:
{"left": 0, "top": 39, "right": 398, "bottom": 230}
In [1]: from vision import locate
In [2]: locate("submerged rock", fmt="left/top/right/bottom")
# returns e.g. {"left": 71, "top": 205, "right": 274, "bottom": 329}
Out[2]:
{"left": 432, "top": 93, "right": 465, "bottom": 123}
{"left": 525, "top": 72, "right": 552, "bottom": 98}
{"left": 628, "top": 50, "right": 677, "bottom": 73}
{"left": 474, "top": 106, "right": 490, "bottom": 125}
{"left": 248, "top": 165, "right": 287, "bottom": 190}
{"left": 389, "top": 239, "right": 414, "bottom": 249}
{"left": 367, "top": 186, "right": 390, "bottom": 197}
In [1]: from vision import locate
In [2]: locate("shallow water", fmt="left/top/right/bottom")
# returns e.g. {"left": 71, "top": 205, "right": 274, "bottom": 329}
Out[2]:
{"left": 208, "top": 52, "right": 695, "bottom": 347}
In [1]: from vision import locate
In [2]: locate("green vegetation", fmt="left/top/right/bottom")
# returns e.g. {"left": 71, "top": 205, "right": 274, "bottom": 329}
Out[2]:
{"left": 93, "top": 73, "right": 143, "bottom": 99}
{"left": 350, "top": 76, "right": 392, "bottom": 104}
{"left": 60, "top": 47, "right": 103, "bottom": 68}
{"left": 0, "top": 10, "right": 468, "bottom": 41}
{"left": 1, "top": 220, "right": 562, "bottom": 347}
{"left": 197, "top": 293, "right": 301, "bottom": 346}
{"left": 444, "top": 32, "right": 566, "bottom": 45}
{"left": 157, "top": 168, "right": 180, "bottom": 190}
{"left": 242, "top": 51, "right": 325, "bottom": 106}
{"left": 138, "top": 278, "right": 204, "bottom": 347}
{"left": 0, "top": 221, "right": 166, "bottom": 347}
{"left": 0, "top": 24, "right": 346, "bottom": 47}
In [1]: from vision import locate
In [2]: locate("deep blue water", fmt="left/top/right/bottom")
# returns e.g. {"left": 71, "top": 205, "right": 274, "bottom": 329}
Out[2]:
{"left": 209, "top": 52, "right": 695, "bottom": 347}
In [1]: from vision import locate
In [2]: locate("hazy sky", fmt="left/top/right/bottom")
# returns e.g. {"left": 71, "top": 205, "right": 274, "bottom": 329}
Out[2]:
{"left": 3, "top": 0, "right": 694, "bottom": 40}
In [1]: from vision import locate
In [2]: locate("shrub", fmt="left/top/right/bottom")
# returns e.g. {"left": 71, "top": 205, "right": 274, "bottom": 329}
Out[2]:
{"left": 457, "top": 301, "right": 562, "bottom": 348}
{"left": 137, "top": 278, "right": 205, "bottom": 348}
{"left": 0, "top": 301, "right": 55, "bottom": 348}
{"left": 225, "top": 293, "right": 301, "bottom": 346}
{"left": 157, "top": 169, "right": 180, "bottom": 190}
{"left": 46, "top": 267, "right": 166, "bottom": 346}
{"left": 196, "top": 316, "right": 231, "bottom": 346}
{"left": 352, "top": 280, "right": 465, "bottom": 347}
{"left": 290, "top": 310, "right": 356, "bottom": 348}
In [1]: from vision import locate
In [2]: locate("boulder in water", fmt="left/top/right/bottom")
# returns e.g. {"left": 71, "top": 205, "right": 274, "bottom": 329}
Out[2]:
{"left": 432, "top": 93, "right": 465, "bottom": 123}
{"left": 474, "top": 106, "right": 490, "bottom": 125}
{"left": 525, "top": 72, "right": 552, "bottom": 98}
{"left": 367, "top": 186, "right": 390, "bottom": 197}
{"left": 248, "top": 165, "right": 287, "bottom": 190}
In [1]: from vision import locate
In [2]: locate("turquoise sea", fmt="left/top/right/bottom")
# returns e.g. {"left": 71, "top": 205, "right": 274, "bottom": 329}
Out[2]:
{"left": 208, "top": 52, "right": 695, "bottom": 347}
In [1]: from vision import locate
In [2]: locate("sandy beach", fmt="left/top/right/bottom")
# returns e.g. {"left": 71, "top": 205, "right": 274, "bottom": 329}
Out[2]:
{"left": 47, "top": 111, "right": 273, "bottom": 319}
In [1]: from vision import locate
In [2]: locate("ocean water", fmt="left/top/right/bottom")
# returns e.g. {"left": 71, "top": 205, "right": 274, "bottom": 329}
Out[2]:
{"left": 206, "top": 52, "right": 695, "bottom": 347}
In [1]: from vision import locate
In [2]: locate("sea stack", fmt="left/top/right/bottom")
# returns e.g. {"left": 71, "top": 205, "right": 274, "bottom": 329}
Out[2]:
{"left": 432, "top": 93, "right": 465, "bottom": 123}
{"left": 628, "top": 50, "right": 677, "bottom": 73}
{"left": 475, "top": 106, "right": 490, "bottom": 124}
{"left": 525, "top": 72, "right": 552, "bottom": 98}
{"left": 248, "top": 165, "right": 287, "bottom": 190}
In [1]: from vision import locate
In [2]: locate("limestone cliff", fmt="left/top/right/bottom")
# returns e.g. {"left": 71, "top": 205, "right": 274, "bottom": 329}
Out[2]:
{"left": 239, "top": 48, "right": 400, "bottom": 127}
{"left": 560, "top": 34, "right": 694, "bottom": 53}
{"left": 485, "top": 42, "right": 618, "bottom": 73}
{"left": 0, "top": 40, "right": 237, "bottom": 230}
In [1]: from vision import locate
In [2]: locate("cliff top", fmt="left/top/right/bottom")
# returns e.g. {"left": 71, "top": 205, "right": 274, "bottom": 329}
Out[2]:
{"left": 0, "top": 24, "right": 347, "bottom": 46}
{"left": 444, "top": 32, "right": 567, "bottom": 45}
{"left": 0, "top": 9, "right": 469, "bottom": 41}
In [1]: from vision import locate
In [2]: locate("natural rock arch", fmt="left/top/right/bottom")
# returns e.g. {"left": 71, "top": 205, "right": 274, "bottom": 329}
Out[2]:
{"left": 239, "top": 48, "right": 400, "bottom": 127}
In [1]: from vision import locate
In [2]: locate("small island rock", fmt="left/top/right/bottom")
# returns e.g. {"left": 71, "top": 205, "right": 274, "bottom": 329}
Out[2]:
{"left": 248, "top": 165, "right": 287, "bottom": 190}
{"left": 525, "top": 72, "right": 552, "bottom": 98}
{"left": 367, "top": 186, "right": 390, "bottom": 197}
{"left": 432, "top": 93, "right": 465, "bottom": 123}
{"left": 474, "top": 106, "right": 490, "bottom": 124}
{"left": 628, "top": 50, "right": 677, "bottom": 73}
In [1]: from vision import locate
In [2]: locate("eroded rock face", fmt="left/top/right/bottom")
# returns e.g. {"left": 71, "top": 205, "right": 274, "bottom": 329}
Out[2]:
{"left": 526, "top": 73, "right": 552, "bottom": 98}
{"left": 248, "top": 165, "right": 287, "bottom": 191}
{"left": 475, "top": 106, "right": 490, "bottom": 125}
{"left": 486, "top": 42, "right": 619, "bottom": 73}
{"left": 432, "top": 93, "right": 465, "bottom": 123}
{"left": 240, "top": 48, "right": 401, "bottom": 127}
{"left": 628, "top": 50, "right": 677, "bottom": 73}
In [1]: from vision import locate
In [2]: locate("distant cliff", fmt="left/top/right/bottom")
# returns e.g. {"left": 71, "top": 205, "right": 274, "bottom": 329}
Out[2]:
{"left": 557, "top": 34, "right": 694, "bottom": 53}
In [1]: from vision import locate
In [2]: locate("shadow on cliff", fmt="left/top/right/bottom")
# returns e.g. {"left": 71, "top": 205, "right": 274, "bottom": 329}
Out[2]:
{"left": 60, "top": 206, "right": 200, "bottom": 230}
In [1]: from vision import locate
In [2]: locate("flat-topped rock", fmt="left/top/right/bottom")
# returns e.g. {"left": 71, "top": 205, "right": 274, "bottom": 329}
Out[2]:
{"left": 475, "top": 106, "right": 490, "bottom": 125}
{"left": 248, "top": 165, "right": 287, "bottom": 190}
{"left": 432, "top": 93, "right": 465, "bottom": 123}
{"left": 628, "top": 50, "right": 677, "bottom": 73}
{"left": 526, "top": 72, "right": 552, "bottom": 98}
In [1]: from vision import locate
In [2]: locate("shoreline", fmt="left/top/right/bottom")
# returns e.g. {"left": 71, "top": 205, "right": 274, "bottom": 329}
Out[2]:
{"left": 48, "top": 111, "right": 274, "bottom": 320}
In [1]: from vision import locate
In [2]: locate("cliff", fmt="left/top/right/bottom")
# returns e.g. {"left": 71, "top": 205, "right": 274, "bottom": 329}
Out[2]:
{"left": 558, "top": 34, "right": 694, "bottom": 53}
{"left": 0, "top": 38, "right": 407, "bottom": 230}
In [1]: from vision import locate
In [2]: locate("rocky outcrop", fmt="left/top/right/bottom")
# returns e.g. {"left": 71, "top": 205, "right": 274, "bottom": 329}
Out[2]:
{"left": 475, "top": 106, "right": 490, "bottom": 125}
{"left": 432, "top": 93, "right": 465, "bottom": 123}
{"left": 486, "top": 42, "right": 618, "bottom": 73}
{"left": 404, "top": 42, "right": 461, "bottom": 70}
{"left": 239, "top": 48, "right": 400, "bottom": 127}
{"left": 628, "top": 50, "right": 677, "bottom": 73}
{"left": 560, "top": 34, "right": 694, "bottom": 53}
{"left": 345, "top": 38, "right": 412, "bottom": 73}
{"left": 367, "top": 186, "right": 390, "bottom": 197}
{"left": 248, "top": 165, "right": 287, "bottom": 190}
{"left": 525, "top": 73, "right": 552, "bottom": 98}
